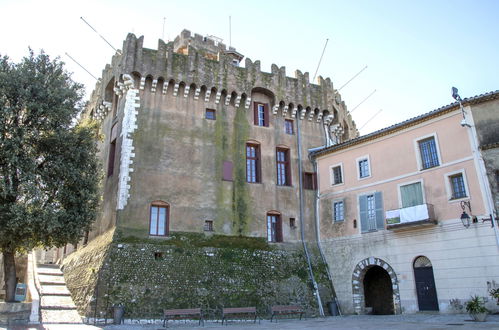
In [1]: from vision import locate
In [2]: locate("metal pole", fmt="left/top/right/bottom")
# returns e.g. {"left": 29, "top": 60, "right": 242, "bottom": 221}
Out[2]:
{"left": 296, "top": 115, "right": 325, "bottom": 316}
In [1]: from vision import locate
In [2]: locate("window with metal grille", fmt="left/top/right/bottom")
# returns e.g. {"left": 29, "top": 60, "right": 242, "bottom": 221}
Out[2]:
{"left": 358, "top": 158, "right": 370, "bottom": 178}
{"left": 333, "top": 201, "right": 344, "bottom": 222}
{"left": 449, "top": 173, "right": 467, "bottom": 199}
{"left": 276, "top": 148, "right": 291, "bottom": 186}
{"left": 246, "top": 143, "right": 261, "bottom": 183}
{"left": 204, "top": 220, "right": 214, "bottom": 232}
{"left": 332, "top": 165, "right": 343, "bottom": 185}
{"left": 418, "top": 137, "right": 440, "bottom": 169}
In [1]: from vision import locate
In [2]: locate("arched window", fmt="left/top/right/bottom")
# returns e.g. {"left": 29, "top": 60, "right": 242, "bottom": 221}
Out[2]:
{"left": 267, "top": 211, "right": 282, "bottom": 242}
{"left": 149, "top": 201, "right": 169, "bottom": 236}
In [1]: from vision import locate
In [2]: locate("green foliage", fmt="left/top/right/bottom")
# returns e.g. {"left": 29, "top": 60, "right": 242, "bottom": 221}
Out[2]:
{"left": 490, "top": 288, "right": 499, "bottom": 305}
{"left": 0, "top": 50, "right": 100, "bottom": 253}
{"left": 465, "top": 295, "right": 488, "bottom": 314}
{"left": 117, "top": 231, "right": 271, "bottom": 251}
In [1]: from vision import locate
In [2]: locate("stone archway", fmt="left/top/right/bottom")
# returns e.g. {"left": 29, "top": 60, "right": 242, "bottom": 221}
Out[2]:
{"left": 352, "top": 257, "right": 401, "bottom": 314}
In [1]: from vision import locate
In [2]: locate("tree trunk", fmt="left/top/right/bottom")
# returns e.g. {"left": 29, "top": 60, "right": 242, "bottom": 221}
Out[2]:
{"left": 3, "top": 250, "right": 17, "bottom": 302}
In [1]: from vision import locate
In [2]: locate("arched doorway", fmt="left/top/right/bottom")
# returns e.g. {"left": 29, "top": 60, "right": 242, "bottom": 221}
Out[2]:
{"left": 414, "top": 256, "right": 439, "bottom": 311}
{"left": 363, "top": 266, "right": 394, "bottom": 314}
{"left": 352, "top": 257, "right": 401, "bottom": 314}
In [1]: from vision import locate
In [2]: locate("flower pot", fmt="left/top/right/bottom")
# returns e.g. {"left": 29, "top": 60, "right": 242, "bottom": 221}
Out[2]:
{"left": 470, "top": 312, "right": 488, "bottom": 322}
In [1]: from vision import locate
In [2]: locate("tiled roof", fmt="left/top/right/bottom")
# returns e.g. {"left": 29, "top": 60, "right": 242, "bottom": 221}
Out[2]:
{"left": 310, "top": 90, "right": 499, "bottom": 158}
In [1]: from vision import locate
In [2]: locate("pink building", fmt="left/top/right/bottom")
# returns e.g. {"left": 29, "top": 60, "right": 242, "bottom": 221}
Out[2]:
{"left": 311, "top": 92, "right": 499, "bottom": 314}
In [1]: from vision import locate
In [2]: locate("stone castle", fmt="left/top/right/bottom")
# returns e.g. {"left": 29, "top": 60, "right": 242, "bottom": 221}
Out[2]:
{"left": 62, "top": 29, "right": 357, "bottom": 320}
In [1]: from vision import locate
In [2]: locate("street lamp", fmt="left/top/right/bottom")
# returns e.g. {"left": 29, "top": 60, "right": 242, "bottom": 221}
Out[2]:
{"left": 460, "top": 201, "right": 472, "bottom": 228}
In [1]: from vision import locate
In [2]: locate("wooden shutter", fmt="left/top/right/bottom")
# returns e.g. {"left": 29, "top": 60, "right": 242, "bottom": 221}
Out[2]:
{"left": 222, "top": 161, "right": 233, "bottom": 181}
{"left": 276, "top": 215, "right": 283, "bottom": 242}
{"left": 256, "top": 146, "right": 262, "bottom": 182}
{"left": 264, "top": 104, "right": 269, "bottom": 127}
{"left": 359, "top": 195, "right": 368, "bottom": 233}
{"left": 286, "top": 150, "right": 292, "bottom": 186}
{"left": 375, "top": 191, "right": 385, "bottom": 230}
{"left": 253, "top": 102, "right": 259, "bottom": 125}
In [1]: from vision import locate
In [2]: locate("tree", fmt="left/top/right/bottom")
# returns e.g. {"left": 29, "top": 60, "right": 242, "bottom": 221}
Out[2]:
{"left": 0, "top": 51, "right": 100, "bottom": 302}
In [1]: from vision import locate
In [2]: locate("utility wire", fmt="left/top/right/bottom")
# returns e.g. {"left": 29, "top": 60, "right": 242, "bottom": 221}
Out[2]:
{"left": 65, "top": 52, "right": 98, "bottom": 80}
{"left": 80, "top": 16, "right": 119, "bottom": 53}
{"left": 338, "top": 65, "right": 368, "bottom": 91}
{"left": 350, "top": 89, "right": 377, "bottom": 114}
{"left": 359, "top": 109, "right": 382, "bottom": 131}
{"left": 312, "top": 38, "right": 329, "bottom": 82}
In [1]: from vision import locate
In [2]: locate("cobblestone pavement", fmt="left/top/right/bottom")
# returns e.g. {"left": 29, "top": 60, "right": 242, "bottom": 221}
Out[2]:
{"left": 2, "top": 314, "right": 499, "bottom": 330}
{"left": 94, "top": 314, "right": 499, "bottom": 330}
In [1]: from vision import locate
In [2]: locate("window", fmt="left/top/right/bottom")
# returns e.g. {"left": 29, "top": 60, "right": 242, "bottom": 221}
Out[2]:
{"left": 400, "top": 182, "right": 424, "bottom": 208}
{"left": 205, "top": 108, "right": 216, "bottom": 120}
{"left": 357, "top": 157, "right": 370, "bottom": 179}
{"left": 204, "top": 220, "right": 214, "bottom": 232}
{"left": 149, "top": 202, "right": 169, "bottom": 236}
{"left": 276, "top": 148, "right": 291, "bottom": 186}
{"left": 331, "top": 165, "right": 343, "bottom": 185}
{"left": 267, "top": 212, "right": 283, "bottom": 242}
{"left": 303, "top": 172, "right": 317, "bottom": 190}
{"left": 418, "top": 136, "right": 440, "bottom": 169}
{"left": 449, "top": 173, "right": 467, "bottom": 199}
{"left": 107, "top": 124, "right": 118, "bottom": 177}
{"left": 285, "top": 119, "right": 294, "bottom": 134}
{"left": 222, "top": 161, "right": 233, "bottom": 181}
{"left": 289, "top": 218, "right": 296, "bottom": 229}
{"left": 253, "top": 102, "right": 269, "bottom": 127}
{"left": 333, "top": 200, "right": 344, "bottom": 222}
{"left": 246, "top": 143, "right": 261, "bottom": 183}
{"left": 359, "top": 192, "right": 384, "bottom": 233}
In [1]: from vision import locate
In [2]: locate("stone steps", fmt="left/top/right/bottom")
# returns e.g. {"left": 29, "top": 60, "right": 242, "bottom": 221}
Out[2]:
{"left": 35, "top": 262, "right": 83, "bottom": 325}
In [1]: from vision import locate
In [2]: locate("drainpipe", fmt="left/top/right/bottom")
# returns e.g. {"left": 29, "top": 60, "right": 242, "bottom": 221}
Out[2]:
{"left": 461, "top": 105, "right": 499, "bottom": 249}
{"left": 310, "top": 155, "right": 342, "bottom": 316}
{"left": 296, "top": 116, "right": 325, "bottom": 316}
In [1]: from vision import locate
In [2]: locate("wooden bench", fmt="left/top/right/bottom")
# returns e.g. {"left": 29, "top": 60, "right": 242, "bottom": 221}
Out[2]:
{"left": 163, "top": 308, "right": 203, "bottom": 327}
{"left": 270, "top": 305, "right": 304, "bottom": 322}
{"left": 221, "top": 307, "right": 258, "bottom": 325}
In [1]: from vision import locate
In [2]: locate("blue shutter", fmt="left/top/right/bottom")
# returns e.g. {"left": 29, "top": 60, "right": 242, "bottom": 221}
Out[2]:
{"left": 375, "top": 191, "right": 385, "bottom": 230}
{"left": 359, "top": 195, "right": 368, "bottom": 233}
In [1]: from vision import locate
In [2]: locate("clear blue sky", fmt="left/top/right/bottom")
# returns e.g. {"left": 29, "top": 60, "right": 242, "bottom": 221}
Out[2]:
{"left": 1, "top": 0, "right": 498, "bottom": 134}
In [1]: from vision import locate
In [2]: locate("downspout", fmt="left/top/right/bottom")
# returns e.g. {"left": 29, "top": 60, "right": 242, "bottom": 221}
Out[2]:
{"left": 462, "top": 105, "right": 499, "bottom": 248}
{"left": 310, "top": 154, "right": 341, "bottom": 316}
{"left": 296, "top": 116, "right": 325, "bottom": 316}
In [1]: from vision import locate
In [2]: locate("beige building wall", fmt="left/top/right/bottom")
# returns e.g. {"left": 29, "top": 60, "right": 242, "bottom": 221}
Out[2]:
{"left": 315, "top": 108, "right": 499, "bottom": 314}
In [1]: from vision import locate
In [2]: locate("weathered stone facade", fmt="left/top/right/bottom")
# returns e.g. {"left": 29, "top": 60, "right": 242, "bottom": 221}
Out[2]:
{"left": 65, "top": 29, "right": 357, "bottom": 319}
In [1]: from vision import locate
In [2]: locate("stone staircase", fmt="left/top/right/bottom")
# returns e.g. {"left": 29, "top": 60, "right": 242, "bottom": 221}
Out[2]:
{"left": 35, "top": 263, "right": 83, "bottom": 324}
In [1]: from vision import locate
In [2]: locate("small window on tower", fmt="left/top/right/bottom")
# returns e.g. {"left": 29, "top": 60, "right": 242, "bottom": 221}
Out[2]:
{"left": 204, "top": 220, "right": 214, "bottom": 232}
{"left": 205, "top": 109, "right": 216, "bottom": 120}
{"left": 289, "top": 217, "right": 296, "bottom": 229}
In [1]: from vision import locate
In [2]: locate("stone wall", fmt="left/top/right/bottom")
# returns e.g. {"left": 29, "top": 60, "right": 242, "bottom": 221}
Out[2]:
{"left": 63, "top": 231, "right": 330, "bottom": 320}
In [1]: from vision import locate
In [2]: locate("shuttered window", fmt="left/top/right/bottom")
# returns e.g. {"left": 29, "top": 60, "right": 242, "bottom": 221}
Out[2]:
{"left": 359, "top": 192, "right": 384, "bottom": 233}
{"left": 253, "top": 102, "right": 269, "bottom": 127}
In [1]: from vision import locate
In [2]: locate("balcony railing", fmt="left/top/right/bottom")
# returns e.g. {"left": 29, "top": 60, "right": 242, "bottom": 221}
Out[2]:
{"left": 385, "top": 203, "right": 436, "bottom": 230}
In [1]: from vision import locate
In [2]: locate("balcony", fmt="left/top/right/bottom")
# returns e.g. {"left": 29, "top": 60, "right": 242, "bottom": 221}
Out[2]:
{"left": 385, "top": 204, "right": 437, "bottom": 230}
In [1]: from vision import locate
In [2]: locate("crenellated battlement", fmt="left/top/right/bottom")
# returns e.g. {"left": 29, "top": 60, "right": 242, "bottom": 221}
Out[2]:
{"left": 88, "top": 30, "right": 357, "bottom": 140}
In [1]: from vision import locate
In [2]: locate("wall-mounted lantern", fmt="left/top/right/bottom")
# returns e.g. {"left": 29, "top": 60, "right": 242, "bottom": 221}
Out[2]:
{"left": 460, "top": 201, "right": 477, "bottom": 228}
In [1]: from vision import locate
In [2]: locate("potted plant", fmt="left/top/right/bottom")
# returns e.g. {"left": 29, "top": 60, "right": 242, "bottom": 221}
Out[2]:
{"left": 465, "top": 295, "right": 488, "bottom": 322}
{"left": 490, "top": 288, "right": 499, "bottom": 306}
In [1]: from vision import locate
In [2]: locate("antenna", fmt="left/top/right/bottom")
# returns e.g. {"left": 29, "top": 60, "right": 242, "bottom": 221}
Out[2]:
{"left": 359, "top": 109, "right": 383, "bottom": 131}
{"left": 80, "top": 17, "right": 120, "bottom": 54}
{"left": 338, "top": 65, "right": 368, "bottom": 91}
{"left": 350, "top": 89, "right": 377, "bottom": 114}
{"left": 162, "top": 17, "right": 166, "bottom": 41}
{"left": 65, "top": 52, "right": 98, "bottom": 80}
{"left": 312, "top": 38, "right": 329, "bottom": 82}
{"left": 229, "top": 16, "right": 232, "bottom": 47}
